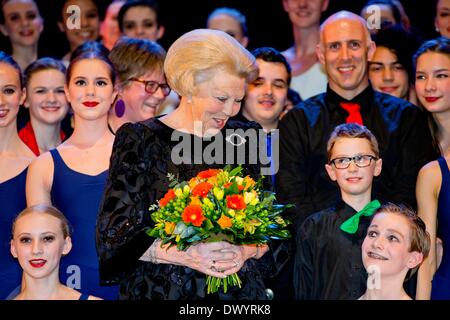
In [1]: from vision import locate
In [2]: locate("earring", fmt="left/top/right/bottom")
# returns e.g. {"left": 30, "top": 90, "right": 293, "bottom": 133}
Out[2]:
{"left": 115, "top": 99, "right": 125, "bottom": 118}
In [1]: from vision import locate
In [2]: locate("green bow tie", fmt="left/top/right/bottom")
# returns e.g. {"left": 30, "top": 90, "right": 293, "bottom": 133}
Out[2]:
{"left": 340, "top": 200, "right": 381, "bottom": 234}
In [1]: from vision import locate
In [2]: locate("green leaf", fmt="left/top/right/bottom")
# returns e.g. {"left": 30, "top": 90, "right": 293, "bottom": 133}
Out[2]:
{"left": 180, "top": 226, "right": 196, "bottom": 239}
{"left": 204, "top": 219, "right": 214, "bottom": 230}
{"left": 224, "top": 181, "right": 239, "bottom": 195}
{"left": 229, "top": 165, "right": 243, "bottom": 177}
{"left": 173, "top": 222, "right": 187, "bottom": 235}
{"left": 187, "top": 235, "right": 202, "bottom": 242}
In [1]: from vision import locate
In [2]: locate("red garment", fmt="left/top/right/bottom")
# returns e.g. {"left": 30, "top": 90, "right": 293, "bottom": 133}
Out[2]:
{"left": 18, "top": 122, "right": 66, "bottom": 156}
{"left": 339, "top": 102, "right": 363, "bottom": 125}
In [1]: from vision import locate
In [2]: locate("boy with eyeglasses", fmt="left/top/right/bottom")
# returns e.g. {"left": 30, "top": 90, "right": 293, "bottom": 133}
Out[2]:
{"left": 294, "top": 123, "right": 383, "bottom": 300}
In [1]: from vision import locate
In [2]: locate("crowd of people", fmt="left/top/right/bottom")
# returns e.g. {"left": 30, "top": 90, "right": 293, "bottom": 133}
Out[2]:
{"left": 1, "top": 0, "right": 450, "bottom": 301}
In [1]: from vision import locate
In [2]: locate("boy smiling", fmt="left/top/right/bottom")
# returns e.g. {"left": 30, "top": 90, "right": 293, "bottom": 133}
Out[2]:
{"left": 294, "top": 123, "right": 382, "bottom": 299}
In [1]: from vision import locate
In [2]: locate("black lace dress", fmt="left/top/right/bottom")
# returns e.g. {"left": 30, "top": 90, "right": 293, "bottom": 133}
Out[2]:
{"left": 96, "top": 117, "right": 284, "bottom": 300}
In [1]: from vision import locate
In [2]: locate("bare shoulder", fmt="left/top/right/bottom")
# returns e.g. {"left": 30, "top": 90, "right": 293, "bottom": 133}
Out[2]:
{"left": 87, "top": 295, "right": 103, "bottom": 300}
{"left": 419, "top": 160, "right": 441, "bottom": 181}
{"left": 28, "top": 150, "right": 54, "bottom": 172}
{"left": 417, "top": 160, "right": 442, "bottom": 196}
{"left": 26, "top": 151, "right": 54, "bottom": 205}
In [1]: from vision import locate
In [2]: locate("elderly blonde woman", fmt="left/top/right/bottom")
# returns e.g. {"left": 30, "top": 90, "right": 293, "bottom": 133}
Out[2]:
{"left": 96, "top": 29, "right": 283, "bottom": 300}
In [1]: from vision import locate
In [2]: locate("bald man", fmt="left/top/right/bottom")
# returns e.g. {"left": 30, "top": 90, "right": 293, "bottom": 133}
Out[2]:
{"left": 277, "top": 11, "right": 437, "bottom": 300}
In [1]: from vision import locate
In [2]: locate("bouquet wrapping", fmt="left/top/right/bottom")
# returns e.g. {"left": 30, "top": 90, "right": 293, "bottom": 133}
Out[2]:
{"left": 147, "top": 165, "right": 291, "bottom": 294}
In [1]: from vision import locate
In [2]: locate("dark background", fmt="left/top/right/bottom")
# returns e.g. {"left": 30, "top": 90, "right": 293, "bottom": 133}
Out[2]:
{"left": 0, "top": 0, "right": 440, "bottom": 58}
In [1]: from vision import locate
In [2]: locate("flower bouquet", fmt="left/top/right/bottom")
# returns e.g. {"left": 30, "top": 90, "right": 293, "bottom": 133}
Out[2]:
{"left": 147, "top": 165, "right": 291, "bottom": 294}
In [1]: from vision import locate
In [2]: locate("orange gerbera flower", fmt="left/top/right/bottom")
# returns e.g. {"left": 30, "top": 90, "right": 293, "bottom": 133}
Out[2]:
{"left": 182, "top": 204, "right": 205, "bottom": 227}
{"left": 197, "top": 169, "right": 220, "bottom": 179}
{"left": 192, "top": 182, "right": 213, "bottom": 198}
{"left": 159, "top": 189, "right": 176, "bottom": 207}
{"left": 224, "top": 182, "right": 244, "bottom": 192}
{"left": 226, "top": 194, "right": 246, "bottom": 210}
{"left": 217, "top": 215, "right": 233, "bottom": 229}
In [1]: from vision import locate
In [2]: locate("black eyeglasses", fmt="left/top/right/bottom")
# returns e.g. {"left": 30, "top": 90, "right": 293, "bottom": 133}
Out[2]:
{"left": 329, "top": 155, "right": 378, "bottom": 169}
{"left": 129, "top": 78, "right": 171, "bottom": 96}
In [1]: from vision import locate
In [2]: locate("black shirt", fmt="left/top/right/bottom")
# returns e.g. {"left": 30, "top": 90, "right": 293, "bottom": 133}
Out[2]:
{"left": 294, "top": 200, "right": 369, "bottom": 300}
{"left": 277, "top": 85, "right": 438, "bottom": 227}
{"left": 96, "top": 117, "right": 284, "bottom": 300}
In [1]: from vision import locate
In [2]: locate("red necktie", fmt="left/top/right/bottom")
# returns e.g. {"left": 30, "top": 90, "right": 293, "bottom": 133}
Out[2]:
{"left": 339, "top": 102, "right": 363, "bottom": 125}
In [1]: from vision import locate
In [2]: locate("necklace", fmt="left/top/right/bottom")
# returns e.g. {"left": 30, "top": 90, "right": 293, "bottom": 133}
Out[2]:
{"left": 107, "top": 121, "right": 115, "bottom": 136}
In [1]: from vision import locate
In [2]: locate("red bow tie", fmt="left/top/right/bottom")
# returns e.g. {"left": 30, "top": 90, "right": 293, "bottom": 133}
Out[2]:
{"left": 339, "top": 102, "right": 363, "bottom": 125}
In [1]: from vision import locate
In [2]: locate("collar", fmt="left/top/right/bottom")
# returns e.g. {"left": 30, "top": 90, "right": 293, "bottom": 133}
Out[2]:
{"left": 18, "top": 122, "right": 66, "bottom": 156}
{"left": 325, "top": 84, "right": 374, "bottom": 113}
{"left": 334, "top": 198, "right": 359, "bottom": 223}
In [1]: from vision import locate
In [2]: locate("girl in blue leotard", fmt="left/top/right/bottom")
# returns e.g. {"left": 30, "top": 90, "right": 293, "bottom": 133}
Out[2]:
{"left": 414, "top": 37, "right": 450, "bottom": 299}
{"left": 0, "top": 51, "right": 35, "bottom": 300}
{"left": 10, "top": 204, "right": 101, "bottom": 300}
{"left": 26, "top": 42, "right": 119, "bottom": 299}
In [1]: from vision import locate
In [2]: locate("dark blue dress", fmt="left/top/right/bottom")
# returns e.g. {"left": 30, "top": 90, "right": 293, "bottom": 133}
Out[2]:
{"left": 49, "top": 149, "right": 119, "bottom": 300}
{"left": 431, "top": 156, "right": 450, "bottom": 300}
{"left": 0, "top": 168, "right": 27, "bottom": 300}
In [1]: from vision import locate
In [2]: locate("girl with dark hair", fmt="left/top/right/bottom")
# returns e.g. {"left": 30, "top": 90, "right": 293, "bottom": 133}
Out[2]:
{"left": 117, "top": 0, "right": 164, "bottom": 41}
{"left": 0, "top": 0, "right": 43, "bottom": 70}
{"left": 57, "top": 0, "right": 100, "bottom": 66}
{"left": 26, "top": 41, "right": 119, "bottom": 299}
{"left": 414, "top": 37, "right": 450, "bottom": 299}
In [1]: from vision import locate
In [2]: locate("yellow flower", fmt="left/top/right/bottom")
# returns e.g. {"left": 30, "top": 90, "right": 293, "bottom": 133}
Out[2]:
{"left": 213, "top": 187, "right": 224, "bottom": 201}
{"left": 235, "top": 211, "right": 246, "bottom": 221}
{"left": 243, "top": 219, "right": 261, "bottom": 234}
{"left": 176, "top": 234, "right": 181, "bottom": 242}
{"left": 156, "top": 222, "right": 165, "bottom": 229}
{"left": 203, "top": 198, "right": 214, "bottom": 209}
{"left": 183, "top": 185, "right": 190, "bottom": 195}
{"left": 235, "top": 176, "right": 244, "bottom": 186}
{"left": 228, "top": 209, "right": 235, "bottom": 217}
{"left": 243, "top": 191, "right": 255, "bottom": 204}
{"left": 207, "top": 175, "right": 218, "bottom": 186}
{"left": 174, "top": 188, "right": 183, "bottom": 198}
{"left": 164, "top": 222, "right": 176, "bottom": 235}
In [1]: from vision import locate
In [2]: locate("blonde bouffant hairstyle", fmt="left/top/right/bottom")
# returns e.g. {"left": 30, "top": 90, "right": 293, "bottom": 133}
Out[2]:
{"left": 164, "top": 29, "right": 258, "bottom": 97}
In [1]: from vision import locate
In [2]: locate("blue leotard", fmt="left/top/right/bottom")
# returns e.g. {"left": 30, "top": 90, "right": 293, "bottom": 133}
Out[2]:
{"left": 0, "top": 168, "right": 27, "bottom": 299}
{"left": 431, "top": 156, "right": 450, "bottom": 299}
{"left": 50, "top": 149, "right": 118, "bottom": 300}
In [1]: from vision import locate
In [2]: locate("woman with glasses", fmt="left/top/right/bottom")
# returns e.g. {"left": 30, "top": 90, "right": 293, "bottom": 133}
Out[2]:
{"left": 107, "top": 36, "right": 168, "bottom": 134}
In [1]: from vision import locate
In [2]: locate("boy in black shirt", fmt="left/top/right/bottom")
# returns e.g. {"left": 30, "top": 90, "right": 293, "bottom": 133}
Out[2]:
{"left": 294, "top": 123, "right": 382, "bottom": 300}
